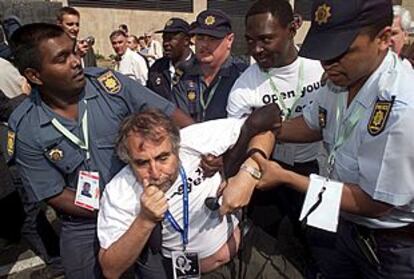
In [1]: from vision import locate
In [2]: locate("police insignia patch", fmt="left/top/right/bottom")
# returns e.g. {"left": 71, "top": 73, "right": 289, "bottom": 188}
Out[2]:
{"left": 204, "top": 16, "right": 215, "bottom": 26}
{"left": 7, "top": 130, "right": 15, "bottom": 157}
{"left": 187, "top": 90, "right": 196, "bottom": 102}
{"left": 367, "top": 98, "right": 394, "bottom": 136}
{"left": 49, "top": 148, "right": 64, "bottom": 161}
{"left": 98, "top": 71, "right": 121, "bottom": 94}
{"left": 318, "top": 106, "right": 327, "bottom": 128}
{"left": 314, "top": 4, "right": 332, "bottom": 25}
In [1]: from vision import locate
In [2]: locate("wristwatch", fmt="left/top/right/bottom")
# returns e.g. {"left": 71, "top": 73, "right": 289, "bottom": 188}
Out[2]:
{"left": 240, "top": 164, "right": 262, "bottom": 180}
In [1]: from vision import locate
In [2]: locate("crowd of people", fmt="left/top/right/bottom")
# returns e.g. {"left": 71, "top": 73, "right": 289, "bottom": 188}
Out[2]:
{"left": 1, "top": 0, "right": 414, "bottom": 278}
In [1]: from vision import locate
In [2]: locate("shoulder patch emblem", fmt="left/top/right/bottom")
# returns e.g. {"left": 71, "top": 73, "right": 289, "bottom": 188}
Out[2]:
{"left": 7, "top": 130, "right": 15, "bottom": 157}
{"left": 367, "top": 98, "right": 394, "bottom": 136}
{"left": 97, "top": 71, "right": 121, "bottom": 94}
{"left": 318, "top": 106, "right": 327, "bottom": 128}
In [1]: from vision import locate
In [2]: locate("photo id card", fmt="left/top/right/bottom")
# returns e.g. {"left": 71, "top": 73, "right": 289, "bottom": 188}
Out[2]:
{"left": 75, "top": 171, "right": 100, "bottom": 211}
{"left": 171, "top": 251, "right": 200, "bottom": 279}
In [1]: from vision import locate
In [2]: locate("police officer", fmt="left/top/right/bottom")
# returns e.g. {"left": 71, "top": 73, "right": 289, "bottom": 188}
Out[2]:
{"left": 8, "top": 23, "right": 192, "bottom": 279}
{"left": 249, "top": 0, "right": 414, "bottom": 278}
{"left": 147, "top": 17, "right": 194, "bottom": 101}
{"left": 172, "top": 9, "right": 248, "bottom": 122}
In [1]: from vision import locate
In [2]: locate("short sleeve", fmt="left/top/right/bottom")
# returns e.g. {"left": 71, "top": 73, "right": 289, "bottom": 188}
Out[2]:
{"left": 15, "top": 136, "right": 65, "bottom": 202}
{"left": 227, "top": 78, "right": 255, "bottom": 118}
{"left": 98, "top": 167, "right": 141, "bottom": 249}
{"left": 358, "top": 106, "right": 414, "bottom": 206}
{"left": 179, "top": 118, "right": 246, "bottom": 156}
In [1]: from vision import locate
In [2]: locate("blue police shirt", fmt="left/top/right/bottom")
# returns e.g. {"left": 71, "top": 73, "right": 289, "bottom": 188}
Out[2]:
{"left": 8, "top": 67, "right": 176, "bottom": 202}
{"left": 303, "top": 52, "right": 414, "bottom": 228}
{"left": 172, "top": 55, "right": 248, "bottom": 122}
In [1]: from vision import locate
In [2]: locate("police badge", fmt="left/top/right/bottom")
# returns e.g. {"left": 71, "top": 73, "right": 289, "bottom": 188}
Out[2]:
{"left": 367, "top": 97, "right": 394, "bottom": 136}
{"left": 318, "top": 106, "right": 327, "bottom": 128}
{"left": 98, "top": 71, "right": 121, "bottom": 94}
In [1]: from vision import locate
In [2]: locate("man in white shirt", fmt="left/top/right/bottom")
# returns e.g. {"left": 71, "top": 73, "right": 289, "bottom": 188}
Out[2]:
{"left": 97, "top": 108, "right": 301, "bottom": 279}
{"left": 110, "top": 30, "right": 148, "bottom": 85}
{"left": 227, "top": 0, "right": 324, "bottom": 239}
{"left": 144, "top": 32, "right": 163, "bottom": 66}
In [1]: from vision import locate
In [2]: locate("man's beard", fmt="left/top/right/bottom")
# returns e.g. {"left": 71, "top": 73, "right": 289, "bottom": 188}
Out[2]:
{"left": 148, "top": 171, "right": 179, "bottom": 193}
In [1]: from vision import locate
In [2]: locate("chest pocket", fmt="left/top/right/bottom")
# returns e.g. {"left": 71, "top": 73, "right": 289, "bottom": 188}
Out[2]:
{"left": 44, "top": 139, "right": 84, "bottom": 174}
{"left": 95, "top": 132, "right": 117, "bottom": 150}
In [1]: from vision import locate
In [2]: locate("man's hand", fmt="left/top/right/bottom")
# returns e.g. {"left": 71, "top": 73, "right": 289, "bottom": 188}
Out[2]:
{"left": 255, "top": 155, "right": 287, "bottom": 190}
{"left": 200, "top": 154, "right": 223, "bottom": 178}
{"left": 76, "top": 39, "right": 90, "bottom": 58}
{"left": 219, "top": 170, "right": 257, "bottom": 216}
{"left": 139, "top": 183, "right": 168, "bottom": 223}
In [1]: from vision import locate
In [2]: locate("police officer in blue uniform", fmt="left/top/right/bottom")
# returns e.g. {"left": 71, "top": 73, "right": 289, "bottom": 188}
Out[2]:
{"left": 147, "top": 17, "right": 194, "bottom": 101}
{"left": 8, "top": 23, "right": 192, "bottom": 279}
{"left": 172, "top": 9, "right": 248, "bottom": 122}
{"left": 250, "top": 0, "right": 414, "bottom": 278}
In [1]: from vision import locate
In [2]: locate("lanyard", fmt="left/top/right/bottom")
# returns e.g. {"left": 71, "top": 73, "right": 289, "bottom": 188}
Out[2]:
{"left": 51, "top": 100, "right": 90, "bottom": 160}
{"left": 199, "top": 77, "right": 222, "bottom": 120}
{"left": 165, "top": 166, "right": 189, "bottom": 251}
{"left": 265, "top": 60, "right": 304, "bottom": 119}
{"left": 326, "top": 93, "right": 365, "bottom": 177}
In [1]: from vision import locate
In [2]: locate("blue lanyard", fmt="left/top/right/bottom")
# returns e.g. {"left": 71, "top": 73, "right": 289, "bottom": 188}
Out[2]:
{"left": 165, "top": 166, "right": 189, "bottom": 250}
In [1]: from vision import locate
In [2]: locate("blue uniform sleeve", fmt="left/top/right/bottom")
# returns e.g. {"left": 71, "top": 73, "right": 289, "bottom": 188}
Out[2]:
{"left": 118, "top": 73, "right": 176, "bottom": 116}
{"left": 15, "top": 134, "right": 65, "bottom": 202}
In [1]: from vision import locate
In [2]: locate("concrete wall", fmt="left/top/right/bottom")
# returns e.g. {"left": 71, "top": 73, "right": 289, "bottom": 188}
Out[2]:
{"left": 55, "top": 0, "right": 207, "bottom": 57}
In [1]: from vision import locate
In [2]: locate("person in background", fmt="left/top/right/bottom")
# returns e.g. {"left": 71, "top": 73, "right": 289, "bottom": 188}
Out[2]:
{"left": 143, "top": 31, "right": 163, "bottom": 66}
{"left": 56, "top": 6, "right": 97, "bottom": 67}
{"left": 147, "top": 18, "right": 194, "bottom": 101}
{"left": 110, "top": 30, "right": 148, "bottom": 85}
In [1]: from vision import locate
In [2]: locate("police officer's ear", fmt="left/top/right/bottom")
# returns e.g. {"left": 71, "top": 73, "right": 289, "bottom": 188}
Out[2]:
{"left": 225, "top": 33, "right": 235, "bottom": 49}
{"left": 376, "top": 26, "right": 392, "bottom": 52}
{"left": 23, "top": 68, "right": 43, "bottom": 86}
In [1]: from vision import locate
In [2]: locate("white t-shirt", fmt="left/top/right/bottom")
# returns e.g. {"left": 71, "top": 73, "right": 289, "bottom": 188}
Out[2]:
{"left": 98, "top": 118, "right": 244, "bottom": 258}
{"left": 227, "top": 56, "right": 324, "bottom": 165}
{"left": 115, "top": 48, "right": 148, "bottom": 85}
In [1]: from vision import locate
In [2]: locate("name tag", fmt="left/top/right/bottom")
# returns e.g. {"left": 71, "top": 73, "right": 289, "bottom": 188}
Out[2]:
{"left": 75, "top": 171, "right": 100, "bottom": 211}
{"left": 171, "top": 251, "right": 200, "bottom": 279}
{"left": 299, "top": 174, "right": 343, "bottom": 232}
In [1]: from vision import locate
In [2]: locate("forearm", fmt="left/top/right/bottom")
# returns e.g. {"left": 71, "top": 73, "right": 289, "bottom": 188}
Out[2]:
{"left": 99, "top": 215, "right": 156, "bottom": 279}
{"left": 47, "top": 188, "right": 96, "bottom": 218}
{"left": 170, "top": 108, "right": 194, "bottom": 128}
{"left": 280, "top": 170, "right": 392, "bottom": 218}
{"left": 278, "top": 116, "right": 322, "bottom": 143}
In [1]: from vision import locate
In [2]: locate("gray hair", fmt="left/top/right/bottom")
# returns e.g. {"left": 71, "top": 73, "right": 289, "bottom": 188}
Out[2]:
{"left": 393, "top": 5, "right": 412, "bottom": 31}
{"left": 116, "top": 109, "right": 180, "bottom": 163}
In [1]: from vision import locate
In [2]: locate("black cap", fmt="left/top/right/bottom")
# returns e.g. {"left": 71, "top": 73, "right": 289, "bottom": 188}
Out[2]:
{"left": 189, "top": 9, "right": 232, "bottom": 38}
{"left": 155, "top": 18, "right": 190, "bottom": 34}
{"left": 299, "top": 0, "right": 393, "bottom": 61}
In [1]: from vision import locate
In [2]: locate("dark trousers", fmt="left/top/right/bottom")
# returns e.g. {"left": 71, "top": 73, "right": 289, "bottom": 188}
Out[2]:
{"left": 60, "top": 218, "right": 103, "bottom": 279}
{"left": 307, "top": 218, "right": 414, "bottom": 279}
{"left": 248, "top": 159, "right": 319, "bottom": 236}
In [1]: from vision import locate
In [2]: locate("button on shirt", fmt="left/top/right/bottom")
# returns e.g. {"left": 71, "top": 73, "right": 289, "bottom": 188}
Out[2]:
{"left": 303, "top": 51, "right": 414, "bottom": 228}
{"left": 8, "top": 68, "right": 176, "bottom": 203}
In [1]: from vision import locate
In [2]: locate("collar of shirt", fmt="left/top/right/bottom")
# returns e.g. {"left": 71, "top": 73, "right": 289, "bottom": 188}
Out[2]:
{"left": 36, "top": 79, "right": 97, "bottom": 126}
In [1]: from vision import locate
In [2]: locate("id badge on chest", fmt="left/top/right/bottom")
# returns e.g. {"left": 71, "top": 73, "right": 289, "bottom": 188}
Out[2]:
{"left": 171, "top": 250, "right": 200, "bottom": 279}
{"left": 75, "top": 170, "right": 100, "bottom": 211}
{"left": 272, "top": 142, "right": 296, "bottom": 166}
